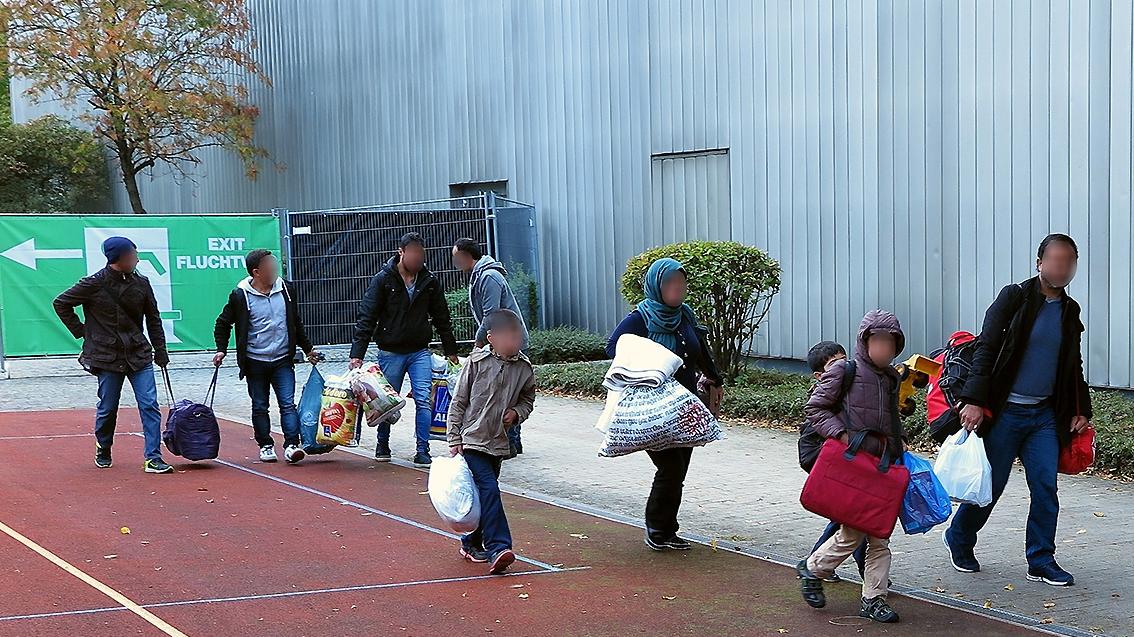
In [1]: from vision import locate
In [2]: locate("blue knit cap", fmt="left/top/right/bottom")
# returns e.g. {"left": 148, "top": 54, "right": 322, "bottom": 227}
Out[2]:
{"left": 102, "top": 236, "right": 137, "bottom": 264}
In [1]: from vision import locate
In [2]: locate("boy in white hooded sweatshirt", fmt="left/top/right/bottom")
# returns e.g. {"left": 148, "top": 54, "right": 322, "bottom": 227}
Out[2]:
{"left": 214, "top": 250, "right": 320, "bottom": 463}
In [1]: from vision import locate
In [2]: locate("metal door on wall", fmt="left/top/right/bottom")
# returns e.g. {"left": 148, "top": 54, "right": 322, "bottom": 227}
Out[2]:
{"left": 650, "top": 150, "right": 732, "bottom": 244}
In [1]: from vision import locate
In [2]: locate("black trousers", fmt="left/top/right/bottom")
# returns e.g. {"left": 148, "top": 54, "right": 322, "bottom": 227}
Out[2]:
{"left": 644, "top": 446, "right": 693, "bottom": 539}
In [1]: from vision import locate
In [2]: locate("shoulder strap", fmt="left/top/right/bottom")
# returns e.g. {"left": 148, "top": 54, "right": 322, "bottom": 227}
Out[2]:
{"left": 838, "top": 359, "right": 856, "bottom": 398}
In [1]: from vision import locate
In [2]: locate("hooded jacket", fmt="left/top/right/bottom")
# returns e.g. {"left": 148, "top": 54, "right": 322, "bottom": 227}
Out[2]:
{"left": 350, "top": 256, "right": 458, "bottom": 359}
{"left": 446, "top": 346, "right": 536, "bottom": 457}
{"left": 959, "top": 276, "right": 1092, "bottom": 447}
{"left": 468, "top": 256, "right": 529, "bottom": 349}
{"left": 805, "top": 310, "right": 906, "bottom": 458}
{"left": 214, "top": 277, "right": 312, "bottom": 380}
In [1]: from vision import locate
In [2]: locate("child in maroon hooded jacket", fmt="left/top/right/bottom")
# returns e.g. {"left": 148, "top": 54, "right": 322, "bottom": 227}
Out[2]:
{"left": 797, "top": 310, "right": 906, "bottom": 624}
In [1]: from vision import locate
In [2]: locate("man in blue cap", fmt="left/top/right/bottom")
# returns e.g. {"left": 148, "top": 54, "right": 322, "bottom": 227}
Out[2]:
{"left": 53, "top": 236, "right": 174, "bottom": 473}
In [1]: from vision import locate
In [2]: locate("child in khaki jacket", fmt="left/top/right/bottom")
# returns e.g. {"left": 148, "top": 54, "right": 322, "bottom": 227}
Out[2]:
{"left": 447, "top": 309, "right": 536, "bottom": 574}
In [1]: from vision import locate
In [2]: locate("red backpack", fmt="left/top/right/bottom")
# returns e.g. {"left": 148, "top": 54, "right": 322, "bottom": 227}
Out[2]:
{"left": 925, "top": 331, "right": 991, "bottom": 443}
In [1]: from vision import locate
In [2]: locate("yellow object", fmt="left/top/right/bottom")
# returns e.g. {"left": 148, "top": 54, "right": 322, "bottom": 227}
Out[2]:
{"left": 119, "top": 526, "right": 131, "bottom": 535}
{"left": 894, "top": 354, "right": 943, "bottom": 415}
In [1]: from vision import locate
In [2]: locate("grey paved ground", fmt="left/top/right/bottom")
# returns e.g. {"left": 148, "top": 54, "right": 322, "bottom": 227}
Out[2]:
{"left": 2, "top": 355, "right": 1130, "bottom": 636}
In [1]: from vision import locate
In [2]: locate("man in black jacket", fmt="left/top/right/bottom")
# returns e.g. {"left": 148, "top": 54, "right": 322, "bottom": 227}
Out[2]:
{"left": 53, "top": 236, "right": 174, "bottom": 474}
{"left": 214, "top": 250, "right": 319, "bottom": 464}
{"left": 349, "top": 233, "right": 458, "bottom": 467}
{"left": 944, "top": 234, "right": 1092, "bottom": 587}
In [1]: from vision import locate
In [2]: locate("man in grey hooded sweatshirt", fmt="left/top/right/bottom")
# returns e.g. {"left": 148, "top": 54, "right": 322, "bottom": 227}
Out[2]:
{"left": 453, "top": 238, "right": 530, "bottom": 455}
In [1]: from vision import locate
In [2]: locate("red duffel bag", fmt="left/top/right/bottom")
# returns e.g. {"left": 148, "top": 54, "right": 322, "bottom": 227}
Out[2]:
{"left": 1058, "top": 427, "right": 1096, "bottom": 475}
{"left": 800, "top": 432, "right": 910, "bottom": 539}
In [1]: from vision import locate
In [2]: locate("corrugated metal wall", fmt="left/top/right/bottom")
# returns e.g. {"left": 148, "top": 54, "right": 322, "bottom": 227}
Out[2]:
{"left": 11, "top": 0, "right": 1134, "bottom": 387}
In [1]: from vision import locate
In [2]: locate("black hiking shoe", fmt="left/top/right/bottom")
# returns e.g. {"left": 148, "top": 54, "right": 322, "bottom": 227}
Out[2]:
{"left": 860, "top": 596, "right": 900, "bottom": 623}
{"left": 796, "top": 560, "right": 826, "bottom": 609}
{"left": 95, "top": 446, "right": 112, "bottom": 469}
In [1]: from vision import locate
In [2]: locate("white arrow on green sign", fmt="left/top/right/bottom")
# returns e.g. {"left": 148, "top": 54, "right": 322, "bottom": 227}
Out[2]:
{"left": 0, "top": 238, "right": 84, "bottom": 271}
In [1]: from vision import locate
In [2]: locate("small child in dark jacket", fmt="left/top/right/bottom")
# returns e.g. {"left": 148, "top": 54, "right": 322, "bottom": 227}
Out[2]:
{"left": 798, "top": 311, "right": 906, "bottom": 624}
{"left": 803, "top": 341, "right": 866, "bottom": 582}
{"left": 447, "top": 309, "right": 536, "bottom": 575}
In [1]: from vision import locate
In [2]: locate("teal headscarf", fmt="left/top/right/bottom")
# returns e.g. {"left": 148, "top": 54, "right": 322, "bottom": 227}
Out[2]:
{"left": 636, "top": 257, "right": 698, "bottom": 352}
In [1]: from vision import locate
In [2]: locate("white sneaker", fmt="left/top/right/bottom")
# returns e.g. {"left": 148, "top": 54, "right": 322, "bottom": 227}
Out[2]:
{"left": 259, "top": 445, "right": 278, "bottom": 463}
{"left": 284, "top": 445, "right": 306, "bottom": 464}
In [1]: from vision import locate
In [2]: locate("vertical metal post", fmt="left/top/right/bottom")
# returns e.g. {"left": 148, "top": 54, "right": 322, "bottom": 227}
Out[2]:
{"left": 0, "top": 299, "right": 8, "bottom": 380}
{"left": 273, "top": 207, "right": 293, "bottom": 278}
{"left": 484, "top": 191, "right": 499, "bottom": 258}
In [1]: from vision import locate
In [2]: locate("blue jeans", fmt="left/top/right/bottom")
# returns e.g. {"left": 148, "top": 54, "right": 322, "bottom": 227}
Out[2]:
{"left": 461, "top": 450, "right": 512, "bottom": 556}
{"left": 375, "top": 349, "right": 433, "bottom": 454}
{"left": 96, "top": 364, "right": 163, "bottom": 460}
{"left": 946, "top": 403, "right": 1060, "bottom": 568}
{"left": 814, "top": 520, "right": 866, "bottom": 575}
{"left": 246, "top": 357, "right": 300, "bottom": 448}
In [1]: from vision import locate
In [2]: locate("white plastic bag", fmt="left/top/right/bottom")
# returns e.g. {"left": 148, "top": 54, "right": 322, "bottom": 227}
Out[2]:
{"left": 597, "top": 380, "right": 725, "bottom": 457}
{"left": 350, "top": 363, "right": 407, "bottom": 426}
{"left": 934, "top": 429, "right": 993, "bottom": 507}
{"left": 428, "top": 455, "right": 481, "bottom": 533}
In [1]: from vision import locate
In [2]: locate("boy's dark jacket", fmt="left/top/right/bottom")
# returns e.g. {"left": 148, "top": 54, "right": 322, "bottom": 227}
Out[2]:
{"left": 959, "top": 276, "right": 1091, "bottom": 447}
{"left": 214, "top": 278, "right": 313, "bottom": 380}
{"left": 349, "top": 256, "right": 458, "bottom": 359}
{"left": 805, "top": 310, "right": 905, "bottom": 458}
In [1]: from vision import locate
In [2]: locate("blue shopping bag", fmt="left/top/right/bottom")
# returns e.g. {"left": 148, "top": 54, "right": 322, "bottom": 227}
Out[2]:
{"left": 299, "top": 366, "right": 337, "bottom": 455}
{"left": 899, "top": 451, "right": 953, "bottom": 535}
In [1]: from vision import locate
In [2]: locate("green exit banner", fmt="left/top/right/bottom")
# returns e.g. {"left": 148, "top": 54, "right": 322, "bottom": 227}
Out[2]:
{"left": 0, "top": 214, "right": 282, "bottom": 356}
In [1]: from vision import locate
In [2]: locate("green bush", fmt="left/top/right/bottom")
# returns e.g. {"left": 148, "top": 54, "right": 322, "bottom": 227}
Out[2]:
{"left": 527, "top": 327, "right": 609, "bottom": 364}
{"left": 621, "top": 241, "right": 781, "bottom": 382}
{"left": 535, "top": 361, "right": 608, "bottom": 397}
{"left": 445, "top": 288, "right": 477, "bottom": 342}
{"left": 505, "top": 262, "right": 540, "bottom": 330}
{"left": 0, "top": 115, "right": 109, "bottom": 212}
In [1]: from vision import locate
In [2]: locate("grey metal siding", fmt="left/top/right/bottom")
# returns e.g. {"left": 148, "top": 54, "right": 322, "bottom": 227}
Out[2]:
{"left": 9, "top": 0, "right": 1134, "bottom": 387}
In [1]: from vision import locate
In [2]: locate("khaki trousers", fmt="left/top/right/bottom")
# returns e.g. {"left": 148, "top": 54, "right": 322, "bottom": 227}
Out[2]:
{"left": 806, "top": 525, "right": 891, "bottom": 599}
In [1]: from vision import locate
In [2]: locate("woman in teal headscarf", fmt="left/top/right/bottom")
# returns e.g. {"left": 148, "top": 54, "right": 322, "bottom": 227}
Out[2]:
{"left": 606, "top": 257, "right": 723, "bottom": 552}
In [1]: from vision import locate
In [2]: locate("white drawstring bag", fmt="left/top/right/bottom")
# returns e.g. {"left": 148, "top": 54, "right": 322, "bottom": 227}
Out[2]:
{"left": 428, "top": 455, "right": 481, "bottom": 533}
{"left": 934, "top": 429, "right": 993, "bottom": 507}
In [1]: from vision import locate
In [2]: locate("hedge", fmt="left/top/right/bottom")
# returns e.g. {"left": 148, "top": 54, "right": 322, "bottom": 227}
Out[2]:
{"left": 527, "top": 327, "right": 608, "bottom": 365}
{"left": 536, "top": 360, "right": 1134, "bottom": 479}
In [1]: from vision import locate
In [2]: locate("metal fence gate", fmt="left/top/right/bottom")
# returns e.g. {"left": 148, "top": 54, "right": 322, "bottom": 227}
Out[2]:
{"left": 281, "top": 194, "right": 539, "bottom": 349}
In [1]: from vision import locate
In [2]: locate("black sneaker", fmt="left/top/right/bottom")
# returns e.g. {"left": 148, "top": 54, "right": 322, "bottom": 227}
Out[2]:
{"left": 1027, "top": 562, "right": 1075, "bottom": 587}
{"left": 143, "top": 458, "right": 174, "bottom": 474}
{"left": 412, "top": 452, "right": 432, "bottom": 468}
{"left": 860, "top": 596, "right": 900, "bottom": 623}
{"left": 375, "top": 443, "right": 392, "bottom": 462}
{"left": 822, "top": 571, "right": 842, "bottom": 584}
{"left": 644, "top": 534, "right": 668, "bottom": 552}
{"left": 95, "top": 447, "right": 112, "bottom": 469}
{"left": 460, "top": 546, "right": 489, "bottom": 563}
{"left": 943, "top": 531, "right": 980, "bottom": 573}
{"left": 489, "top": 549, "right": 515, "bottom": 574}
{"left": 661, "top": 535, "right": 692, "bottom": 551}
{"left": 796, "top": 560, "right": 826, "bottom": 609}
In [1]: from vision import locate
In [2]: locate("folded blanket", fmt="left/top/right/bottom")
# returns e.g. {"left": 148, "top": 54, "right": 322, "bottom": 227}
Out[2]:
{"left": 603, "top": 334, "right": 683, "bottom": 392}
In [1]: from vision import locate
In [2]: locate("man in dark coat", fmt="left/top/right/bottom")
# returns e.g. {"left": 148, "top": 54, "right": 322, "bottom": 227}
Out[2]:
{"left": 349, "top": 233, "right": 458, "bottom": 467}
{"left": 53, "top": 236, "right": 174, "bottom": 474}
{"left": 944, "top": 234, "right": 1092, "bottom": 587}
